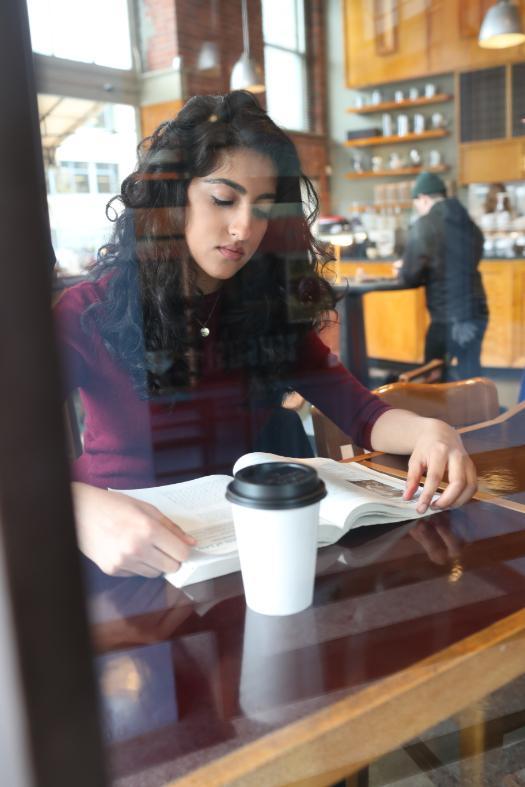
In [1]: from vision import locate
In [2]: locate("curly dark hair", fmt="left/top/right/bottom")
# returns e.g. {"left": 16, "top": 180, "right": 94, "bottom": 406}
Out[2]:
{"left": 87, "top": 90, "right": 335, "bottom": 401}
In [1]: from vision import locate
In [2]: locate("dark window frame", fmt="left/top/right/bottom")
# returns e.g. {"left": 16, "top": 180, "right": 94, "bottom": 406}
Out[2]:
{"left": 0, "top": 0, "right": 107, "bottom": 784}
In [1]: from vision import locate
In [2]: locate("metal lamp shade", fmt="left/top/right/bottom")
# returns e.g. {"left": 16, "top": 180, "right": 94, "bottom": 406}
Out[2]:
{"left": 479, "top": 0, "right": 525, "bottom": 48}
{"left": 230, "top": 53, "right": 265, "bottom": 93}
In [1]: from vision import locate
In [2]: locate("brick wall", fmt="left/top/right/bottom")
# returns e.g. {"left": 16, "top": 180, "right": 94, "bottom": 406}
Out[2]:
{"left": 176, "top": 0, "right": 265, "bottom": 99}
{"left": 141, "top": 0, "right": 178, "bottom": 71}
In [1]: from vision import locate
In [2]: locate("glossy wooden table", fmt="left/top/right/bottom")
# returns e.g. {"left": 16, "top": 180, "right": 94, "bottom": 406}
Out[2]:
{"left": 88, "top": 406, "right": 525, "bottom": 786}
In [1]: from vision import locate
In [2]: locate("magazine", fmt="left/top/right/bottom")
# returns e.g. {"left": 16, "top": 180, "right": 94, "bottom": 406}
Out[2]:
{"left": 114, "top": 451, "right": 437, "bottom": 588}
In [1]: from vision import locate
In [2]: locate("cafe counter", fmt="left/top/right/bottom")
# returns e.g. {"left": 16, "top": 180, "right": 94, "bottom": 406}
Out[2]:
{"left": 335, "top": 259, "right": 525, "bottom": 368}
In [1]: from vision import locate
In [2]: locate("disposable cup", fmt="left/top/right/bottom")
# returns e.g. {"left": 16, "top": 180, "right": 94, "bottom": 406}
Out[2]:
{"left": 226, "top": 462, "right": 326, "bottom": 616}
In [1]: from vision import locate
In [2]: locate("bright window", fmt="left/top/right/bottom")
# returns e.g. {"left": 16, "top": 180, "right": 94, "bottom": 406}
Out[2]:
{"left": 41, "top": 99, "right": 137, "bottom": 276}
{"left": 26, "top": 0, "right": 133, "bottom": 69}
{"left": 261, "top": 0, "right": 308, "bottom": 132}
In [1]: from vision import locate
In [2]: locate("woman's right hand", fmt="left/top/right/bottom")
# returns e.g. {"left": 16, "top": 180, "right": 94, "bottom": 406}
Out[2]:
{"left": 71, "top": 482, "right": 197, "bottom": 577}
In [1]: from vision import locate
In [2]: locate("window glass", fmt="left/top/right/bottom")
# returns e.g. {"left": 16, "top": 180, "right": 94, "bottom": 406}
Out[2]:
{"left": 41, "top": 97, "right": 137, "bottom": 276}
{"left": 6, "top": 0, "right": 523, "bottom": 784}
{"left": 262, "top": 0, "right": 308, "bottom": 131}
{"left": 27, "top": 0, "right": 133, "bottom": 69}
{"left": 262, "top": 0, "right": 305, "bottom": 51}
{"left": 264, "top": 46, "right": 308, "bottom": 132}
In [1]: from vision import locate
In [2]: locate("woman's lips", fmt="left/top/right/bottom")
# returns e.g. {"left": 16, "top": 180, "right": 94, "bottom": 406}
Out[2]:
{"left": 217, "top": 246, "right": 244, "bottom": 261}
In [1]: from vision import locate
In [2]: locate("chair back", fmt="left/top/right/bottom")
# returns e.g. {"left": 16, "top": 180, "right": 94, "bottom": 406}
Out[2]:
{"left": 374, "top": 377, "right": 500, "bottom": 428}
{"left": 397, "top": 358, "right": 444, "bottom": 384}
{"left": 311, "top": 376, "right": 500, "bottom": 460}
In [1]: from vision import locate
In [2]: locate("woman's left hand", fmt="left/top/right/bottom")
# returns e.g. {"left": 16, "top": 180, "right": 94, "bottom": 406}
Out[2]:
{"left": 403, "top": 418, "right": 478, "bottom": 513}
{"left": 371, "top": 411, "right": 478, "bottom": 513}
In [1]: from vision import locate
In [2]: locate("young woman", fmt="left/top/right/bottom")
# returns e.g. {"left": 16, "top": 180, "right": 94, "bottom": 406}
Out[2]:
{"left": 55, "top": 91, "right": 477, "bottom": 579}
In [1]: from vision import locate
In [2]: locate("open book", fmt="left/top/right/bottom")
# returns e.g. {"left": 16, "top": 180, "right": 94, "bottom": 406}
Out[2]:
{"left": 114, "top": 452, "right": 439, "bottom": 589}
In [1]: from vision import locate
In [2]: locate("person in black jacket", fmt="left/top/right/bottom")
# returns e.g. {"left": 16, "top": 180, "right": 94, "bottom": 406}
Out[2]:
{"left": 398, "top": 172, "right": 488, "bottom": 381}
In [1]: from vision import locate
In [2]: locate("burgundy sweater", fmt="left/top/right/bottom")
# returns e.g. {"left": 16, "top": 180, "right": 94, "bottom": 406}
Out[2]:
{"left": 54, "top": 280, "right": 390, "bottom": 489}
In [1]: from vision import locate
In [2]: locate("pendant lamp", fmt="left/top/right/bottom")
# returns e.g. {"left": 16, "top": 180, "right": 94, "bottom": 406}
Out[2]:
{"left": 230, "top": 0, "right": 265, "bottom": 93}
{"left": 479, "top": 0, "right": 525, "bottom": 49}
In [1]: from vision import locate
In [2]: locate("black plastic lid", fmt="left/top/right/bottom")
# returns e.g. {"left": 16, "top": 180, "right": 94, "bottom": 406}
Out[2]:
{"left": 226, "top": 462, "right": 326, "bottom": 510}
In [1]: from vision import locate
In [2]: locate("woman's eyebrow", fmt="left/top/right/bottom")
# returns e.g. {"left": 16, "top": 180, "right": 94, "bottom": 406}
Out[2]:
{"left": 204, "top": 177, "right": 246, "bottom": 194}
{"left": 203, "top": 177, "right": 276, "bottom": 201}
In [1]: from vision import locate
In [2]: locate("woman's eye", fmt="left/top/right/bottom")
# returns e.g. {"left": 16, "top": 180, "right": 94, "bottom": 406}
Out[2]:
{"left": 211, "top": 196, "right": 233, "bottom": 207}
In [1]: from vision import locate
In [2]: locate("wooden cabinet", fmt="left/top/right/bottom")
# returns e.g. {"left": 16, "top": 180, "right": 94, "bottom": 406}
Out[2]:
{"left": 335, "top": 260, "right": 525, "bottom": 369}
{"left": 457, "top": 64, "right": 525, "bottom": 183}
{"left": 480, "top": 260, "right": 525, "bottom": 368}
{"left": 459, "top": 138, "right": 525, "bottom": 184}
{"left": 337, "top": 262, "right": 428, "bottom": 363}
{"left": 344, "top": 0, "right": 429, "bottom": 87}
{"left": 428, "top": 0, "right": 525, "bottom": 74}
{"left": 344, "top": 0, "right": 525, "bottom": 88}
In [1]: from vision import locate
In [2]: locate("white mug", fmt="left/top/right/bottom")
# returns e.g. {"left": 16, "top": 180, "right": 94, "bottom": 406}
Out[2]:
{"left": 431, "top": 112, "right": 445, "bottom": 129}
{"left": 413, "top": 113, "right": 425, "bottom": 134}
{"left": 397, "top": 114, "right": 409, "bottom": 136}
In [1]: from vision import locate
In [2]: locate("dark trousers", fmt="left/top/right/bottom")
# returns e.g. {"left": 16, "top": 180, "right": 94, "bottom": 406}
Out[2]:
{"left": 424, "top": 320, "right": 487, "bottom": 381}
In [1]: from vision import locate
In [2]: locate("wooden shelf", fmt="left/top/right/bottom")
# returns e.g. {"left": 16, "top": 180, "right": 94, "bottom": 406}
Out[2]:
{"left": 347, "top": 93, "right": 452, "bottom": 114}
{"left": 345, "top": 165, "right": 449, "bottom": 180}
{"left": 345, "top": 129, "right": 449, "bottom": 147}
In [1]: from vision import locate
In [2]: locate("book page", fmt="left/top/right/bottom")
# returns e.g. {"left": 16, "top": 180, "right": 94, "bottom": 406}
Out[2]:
{"left": 113, "top": 476, "right": 237, "bottom": 556}
{"left": 232, "top": 452, "right": 426, "bottom": 532}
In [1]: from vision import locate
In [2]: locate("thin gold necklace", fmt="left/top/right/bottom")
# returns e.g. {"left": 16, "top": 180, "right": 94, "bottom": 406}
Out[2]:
{"left": 195, "top": 290, "right": 221, "bottom": 338}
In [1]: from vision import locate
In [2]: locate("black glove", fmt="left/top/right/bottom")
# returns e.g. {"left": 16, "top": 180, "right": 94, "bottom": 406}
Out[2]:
{"left": 451, "top": 321, "right": 477, "bottom": 348}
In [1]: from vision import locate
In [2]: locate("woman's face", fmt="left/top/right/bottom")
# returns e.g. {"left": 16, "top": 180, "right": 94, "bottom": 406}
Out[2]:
{"left": 185, "top": 147, "right": 277, "bottom": 293}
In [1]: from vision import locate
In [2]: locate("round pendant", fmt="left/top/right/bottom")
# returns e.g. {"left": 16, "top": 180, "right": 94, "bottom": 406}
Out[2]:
{"left": 200, "top": 326, "right": 210, "bottom": 338}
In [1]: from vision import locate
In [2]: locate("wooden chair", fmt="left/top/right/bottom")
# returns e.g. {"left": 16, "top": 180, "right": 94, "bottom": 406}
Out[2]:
{"left": 374, "top": 377, "right": 499, "bottom": 426}
{"left": 312, "top": 376, "right": 500, "bottom": 461}
{"left": 397, "top": 358, "right": 445, "bottom": 383}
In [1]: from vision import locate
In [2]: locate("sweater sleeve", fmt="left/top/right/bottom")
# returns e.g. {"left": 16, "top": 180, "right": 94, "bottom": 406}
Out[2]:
{"left": 52, "top": 283, "right": 97, "bottom": 396}
{"left": 292, "top": 331, "right": 391, "bottom": 451}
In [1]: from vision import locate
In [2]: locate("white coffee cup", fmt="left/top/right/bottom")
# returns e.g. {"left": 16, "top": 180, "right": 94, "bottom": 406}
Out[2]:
{"left": 226, "top": 462, "right": 326, "bottom": 616}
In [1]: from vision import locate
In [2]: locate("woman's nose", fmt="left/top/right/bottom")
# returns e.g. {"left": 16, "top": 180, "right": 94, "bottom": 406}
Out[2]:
{"left": 229, "top": 206, "right": 252, "bottom": 240}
